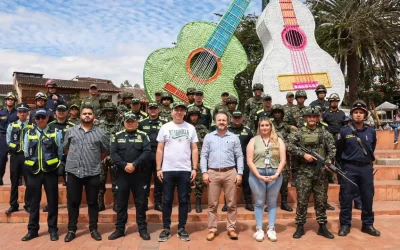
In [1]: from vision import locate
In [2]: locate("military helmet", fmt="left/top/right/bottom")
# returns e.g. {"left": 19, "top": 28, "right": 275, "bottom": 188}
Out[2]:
{"left": 271, "top": 104, "right": 284, "bottom": 115}
{"left": 99, "top": 93, "right": 111, "bottom": 101}
{"left": 5, "top": 92, "right": 17, "bottom": 101}
{"left": 252, "top": 83, "right": 264, "bottom": 91}
{"left": 295, "top": 90, "right": 307, "bottom": 99}
{"left": 118, "top": 104, "right": 130, "bottom": 113}
{"left": 328, "top": 93, "right": 340, "bottom": 102}
{"left": 351, "top": 100, "right": 368, "bottom": 114}
{"left": 226, "top": 95, "right": 238, "bottom": 104}
{"left": 186, "top": 88, "right": 196, "bottom": 95}
{"left": 315, "top": 84, "right": 327, "bottom": 93}
{"left": 35, "top": 92, "right": 47, "bottom": 100}
{"left": 303, "top": 106, "right": 321, "bottom": 116}
{"left": 122, "top": 91, "right": 134, "bottom": 100}
{"left": 102, "top": 102, "right": 117, "bottom": 112}
{"left": 187, "top": 106, "right": 200, "bottom": 116}
{"left": 161, "top": 92, "right": 174, "bottom": 103}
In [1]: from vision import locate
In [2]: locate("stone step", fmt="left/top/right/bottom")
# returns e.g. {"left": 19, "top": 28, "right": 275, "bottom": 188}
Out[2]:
{"left": 373, "top": 165, "right": 400, "bottom": 180}
{"left": 376, "top": 131, "right": 400, "bottom": 150}
{"left": 376, "top": 158, "right": 400, "bottom": 165}
{"left": 0, "top": 200, "right": 399, "bottom": 224}
{"left": 1, "top": 180, "right": 400, "bottom": 206}
{"left": 375, "top": 150, "right": 400, "bottom": 159}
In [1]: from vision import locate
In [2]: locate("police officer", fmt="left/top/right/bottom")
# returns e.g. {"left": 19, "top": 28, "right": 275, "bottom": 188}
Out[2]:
{"left": 336, "top": 100, "right": 380, "bottom": 237}
{"left": 271, "top": 104, "right": 294, "bottom": 212}
{"left": 98, "top": 102, "right": 121, "bottom": 212}
{"left": 29, "top": 92, "right": 54, "bottom": 124}
{"left": 45, "top": 79, "right": 67, "bottom": 112}
{"left": 159, "top": 92, "right": 174, "bottom": 122}
{"left": 288, "top": 106, "right": 336, "bottom": 239}
{"left": 244, "top": 83, "right": 264, "bottom": 129}
{"left": 254, "top": 94, "right": 273, "bottom": 133}
{"left": 213, "top": 92, "right": 230, "bottom": 117}
{"left": 227, "top": 111, "right": 254, "bottom": 211}
{"left": 108, "top": 112, "right": 151, "bottom": 240}
{"left": 310, "top": 85, "right": 330, "bottom": 112}
{"left": 138, "top": 103, "right": 166, "bottom": 212}
{"left": 322, "top": 93, "right": 346, "bottom": 136}
{"left": 188, "top": 90, "right": 212, "bottom": 129}
{"left": 68, "top": 104, "right": 81, "bottom": 125}
{"left": 186, "top": 88, "right": 196, "bottom": 105}
{"left": 0, "top": 92, "right": 18, "bottom": 185}
{"left": 185, "top": 106, "right": 208, "bottom": 213}
{"left": 22, "top": 109, "right": 63, "bottom": 241}
{"left": 5, "top": 103, "right": 33, "bottom": 214}
{"left": 80, "top": 84, "right": 101, "bottom": 114}
{"left": 49, "top": 104, "right": 75, "bottom": 186}
{"left": 130, "top": 98, "right": 148, "bottom": 122}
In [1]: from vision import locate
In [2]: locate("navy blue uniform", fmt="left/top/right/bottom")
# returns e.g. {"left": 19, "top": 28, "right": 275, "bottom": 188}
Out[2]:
{"left": 45, "top": 94, "right": 66, "bottom": 112}
{"left": 336, "top": 124, "right": 376, "bottom": 227}
{"left": 0, "top": 107, "right": 18, "bottom": 182}
{"left": 310, "top": 100, "right": 330, "bottom": 113}
{"left": 322, "top": 109, "right": 346, "bottom": 135}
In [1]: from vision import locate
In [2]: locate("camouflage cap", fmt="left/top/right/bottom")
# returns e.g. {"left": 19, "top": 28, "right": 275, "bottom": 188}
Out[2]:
{"left": 102, "top": 102, "right": 117, "bottom": 112}
{"left": 70, "top": 104, "right": 80, "bottom": 110}
{"left": 187, "top": 105, "right": 200, "bottom": 115}
{"left": 132, "top": 98, "right": 140, "bottom": 104}
{"left": 122, "top": 92, "right": 134, "bottom": 99}
{"left": 195, "top": 89, "right": 204, "bottom": 95}
{"left": 99, "top": 93, "right": 111, "bottom": 101}
{"left": 186, "top": 88, "right": 196, "bottom": 95}
{"left": 148, "top": 102, "right": 159, "bottom": 108}
{"left": 295, "top": 90, "right": 307, "bottom": 99}
{"left": 161, "top": 92, "right": 174, "bottom": 103}
{"left": 286, "top": 92, "right": 294, "bottom": 97}
{"left": 263, "top": 94, "right": 272, "bottom": 101}
{"left": 232, "top": 110, "right": 243, "bottom": 117}
{"left": 252, "top": 83, "right": 264, "bottom": 91}
{"left": 221, "top": 92, "right": 229, "bottom": 97}
{"left": 172, "top": 102, "right": 187, "bottom": 110}
{"left": 303, "top": 106, "right": 320, "bottom": 116}
{"left": 124, "top": 112, "right": 138, "bottom": 121}
{"left": 271, "top": 104, "right": 284, "bottom": 114}
{"left": 226, "top": 95, "right": 238, "bottom": 104}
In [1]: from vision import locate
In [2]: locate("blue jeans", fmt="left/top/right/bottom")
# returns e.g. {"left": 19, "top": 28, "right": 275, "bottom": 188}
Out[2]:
{"left": 390, "top": 124, "right": 399, "bottom": 140}
{"left": 162, "top": 171, "right": 191, "bottom": 230}
{"left": 249, "top": 168, "right": 283, "bottom": 229}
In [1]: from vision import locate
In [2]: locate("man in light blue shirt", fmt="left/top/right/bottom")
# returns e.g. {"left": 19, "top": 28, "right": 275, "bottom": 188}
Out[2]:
{"left": 200, "top": 111, "right": 243, "bottom": 241}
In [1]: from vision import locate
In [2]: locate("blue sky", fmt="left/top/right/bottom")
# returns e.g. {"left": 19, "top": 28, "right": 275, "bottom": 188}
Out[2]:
{"left": 0, "top": 0, "right": 265, "bottom": 86}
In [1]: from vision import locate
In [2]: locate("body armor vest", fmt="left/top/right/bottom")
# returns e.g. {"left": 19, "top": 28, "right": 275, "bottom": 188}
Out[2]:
{"left": 300, "top": 127, "right": 326, "bottom": 158}
{"left": 8, "top": 122, "right": 33, "bottom": 153}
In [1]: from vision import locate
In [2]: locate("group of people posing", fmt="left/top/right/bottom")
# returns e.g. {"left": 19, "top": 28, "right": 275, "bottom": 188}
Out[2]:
{"left": 0, "top": 81, "right": 380, "bottom": 243}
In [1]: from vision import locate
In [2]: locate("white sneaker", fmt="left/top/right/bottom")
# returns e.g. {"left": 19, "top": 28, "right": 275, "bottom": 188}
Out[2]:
{"left": 267, "top": 228, "right": 277, "bottom": 242}
{"left": 253, "top": 227, "right": 264, "bottom": 242}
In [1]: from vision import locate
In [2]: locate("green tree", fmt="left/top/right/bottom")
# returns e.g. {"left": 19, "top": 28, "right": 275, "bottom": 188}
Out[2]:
{"left": 308, "top": 0, "right": 400, "bottom": 105}
{"left": 120, "top": 80, "right": 132, "bottom": 88}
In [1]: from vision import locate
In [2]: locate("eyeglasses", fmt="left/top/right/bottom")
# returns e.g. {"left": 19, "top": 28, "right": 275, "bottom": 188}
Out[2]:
{"left": 35, "top": 115, "right": 46, "bottom": 120}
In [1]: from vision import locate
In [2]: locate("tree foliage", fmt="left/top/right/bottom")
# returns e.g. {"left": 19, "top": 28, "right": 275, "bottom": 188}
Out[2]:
{"left": 120, "top": 80, "right": 132, "bottom": 88}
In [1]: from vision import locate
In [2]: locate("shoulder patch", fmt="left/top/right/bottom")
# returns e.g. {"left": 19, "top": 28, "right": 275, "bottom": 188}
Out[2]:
{"left": 116, "top": 130, "right": 125, "bottom": 135}
{"left": 256, "top": 109, "right": 263, "bottom": 114}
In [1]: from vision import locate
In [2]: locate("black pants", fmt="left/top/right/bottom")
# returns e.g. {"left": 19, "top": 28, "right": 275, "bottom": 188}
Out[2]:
{"left": 67, "top": 173, "right": 100, "bottom": 232}
{"left": 116, "top": 170, "right": 147, "bottom": 233}
{"left": 162, "top": 171, "right": 190, "bottom": 230}
{"left": 242, "top": 163, "right": 252, "bottom": 203}
{"left": 9, "top": 153, "right": 30, "bottom": 208}
{"left": 0, "top": 135, "right": 7, "bottom": 181}
{"left": 340, "top": 164, "right": 374, "bottom": 227}
{"left": 27, "top": 170, "right": 58, "bottom": 233}
{"left": 146, "top": 151, "right": 162, "bottom": 205}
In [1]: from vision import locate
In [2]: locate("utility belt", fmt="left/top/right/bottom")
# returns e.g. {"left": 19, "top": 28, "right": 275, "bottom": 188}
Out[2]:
{"left": 343, "top": 160, "right": 370, "bottom": 167}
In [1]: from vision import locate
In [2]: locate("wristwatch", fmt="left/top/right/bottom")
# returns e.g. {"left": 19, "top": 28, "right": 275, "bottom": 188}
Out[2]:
{"left": 274, "top": 173, "right": 281, "bottom": 177}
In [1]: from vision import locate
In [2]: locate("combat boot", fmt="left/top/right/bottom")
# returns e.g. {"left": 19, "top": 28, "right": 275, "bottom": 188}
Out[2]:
{"left": 195, "top": 197, "right": 202, "bottom": 213}
{"left": 293, "top": 224, "right": 304, "bottom": 239}
{"left": 98, "top": 194, "right": 105, "bottom": 212}
{"left": 280, "top": 195, "right": 293, "bottom": 212}
{"left": 317, "top": 224, "right": 334, "bottom": 239}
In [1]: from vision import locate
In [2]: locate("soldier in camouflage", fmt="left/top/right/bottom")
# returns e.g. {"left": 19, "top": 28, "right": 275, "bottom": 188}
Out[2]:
{"left": 213, "top": 92, "right": 230, "bottom": 119}
{"left": 117, "top": 105, "right": 130, "bottom": 123}
{"left": 187, "top": 90, "right": 212, "bottom": 129}
{"left": 159, "top": 92, "right": 174, "bottom": 122}
{"left": 244, "top": 83, "right": 264, "bottom": 129}
{"left": 97, "top": 93, "right": 112, "bottom": 119}
{"left": 287, "top": 106, "right": 336, "bottom": 239}
{"left": 130, "top": 98, "right": 148, "bottom": 122}
{"left": 310, "top": 85, "right": 330, "bottom": 113}
{"left": 98, "top": 102, "right": 121, "bottom": 212}
{"left": 68, "top": 104, "right": 81, "bottom": 125}
{"left": 185, "top": 106, "right": 208, "bottom": 213}
{"left": 117, "top": 92, "right": 134, "bottom": 115}
{"left": 284, "top": 92, "right": 295, "bottom": 109}
{"left": 155, "top": 91, "right": 163, "bottom": 107}
{"left": 253, "top": 94, "right": 273, "bottom": 133}
{"left": 80, "top": 84, "right": 101, "bottom": 115}
{"left": 186, "top": 88, "right": 196, "bottom": 105}
{"left": 271, "top": 104, "right": 294, "bottom": 212}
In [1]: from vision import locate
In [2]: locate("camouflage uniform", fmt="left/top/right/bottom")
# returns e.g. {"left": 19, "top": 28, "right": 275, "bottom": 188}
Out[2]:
{"left": 159, "top": 92, "right": 173, "bottom": 122}
{"left": 117, "top": 92, "right": 134, "bottom": 115}
{"left": 96, "top": 93, "right": 112, "bottom": 119}
{"left": 98, "top": 102, "right": 121, "bottom": 212}
{"left": 253, "top": 95, "right": 273, "bottom": 133}
{"left": 186, "top": 88, "right": 196, "bottom": 105}
{"left": 287, "top": 107, "right": 336, "bottom": 228}
{"left": 186, "top": 106, "right": 209, "bottom": 213}
{"left": 81, "top": 95, "right": 101, "bottom": 117}
{"left": 130, "top": 98, "right": 148, "bottom": 122}
{"left": 244, "top": 83, "right": 264, "bottom": 130}
{"left": 187, "top": 97, "right": 212, "bottom": 130}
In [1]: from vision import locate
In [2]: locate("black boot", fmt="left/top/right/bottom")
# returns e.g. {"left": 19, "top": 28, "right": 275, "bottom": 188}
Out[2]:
{"left": 280, "top": 196, "right": 293, "bottom": 212}
{"left": 338, "top": 225, "right": 350, "bottom": 236}
{"left": 293, "top": 224, "right": 304, "bottom": 239}
{"left": 221, "top": 203, "right": 228, "bottom": 212}
{"left": 98, "top": 194, "right": 105, "bottom": 212}
{"left": 245, "top": 202, "right": 254, "bottom": 211}
{"left": 325, "top": 202, "right": 335, "bottom": 211}
{"left": 317, "top": 224, "right": 334, "bottom": 239}
{"left": 195, "top": 197, "right": 202, "bottom": 213}
{"left": 361, "top": 225, "right": 381, "bottom": 236}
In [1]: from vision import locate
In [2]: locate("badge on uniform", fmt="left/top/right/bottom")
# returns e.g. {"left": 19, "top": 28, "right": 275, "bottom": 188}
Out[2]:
{"left": 14, "top": 134, "right": 17, "bottom": 140}
{"left": 265, "top": 157, "right": 270, "bottom": 166}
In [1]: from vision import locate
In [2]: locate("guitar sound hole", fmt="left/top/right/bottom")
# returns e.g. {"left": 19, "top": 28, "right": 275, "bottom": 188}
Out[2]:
{"left": 285, "top": 30, "right": 305, "bottom": 48}
{"left": 189, "top": 51, "right": 218, "bottom": 81}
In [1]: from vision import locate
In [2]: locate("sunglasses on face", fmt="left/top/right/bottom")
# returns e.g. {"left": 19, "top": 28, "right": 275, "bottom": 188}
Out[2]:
{"left": 35, "top": 115, "right": 46, "bottom": 120}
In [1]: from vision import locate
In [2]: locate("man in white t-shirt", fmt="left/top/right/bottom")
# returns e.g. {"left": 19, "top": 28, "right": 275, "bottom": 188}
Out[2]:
{"left": 156, "top": 102, "right": 199, "bottom": 242}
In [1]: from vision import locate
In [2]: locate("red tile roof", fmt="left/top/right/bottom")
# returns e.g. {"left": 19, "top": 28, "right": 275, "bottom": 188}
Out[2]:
{"left": 119, "top": 88, "right": 149, "bottom": 103}
{"left": 0, "top": 84, "right": 14, "bottom": 95}
{"left": 16, "top": 76, "right": 120, "bottom": 92}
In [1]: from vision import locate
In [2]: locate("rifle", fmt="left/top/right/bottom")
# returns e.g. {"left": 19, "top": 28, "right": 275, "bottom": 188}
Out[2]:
{"left": 296, "top": 143, "right": 358, "bottom": 187}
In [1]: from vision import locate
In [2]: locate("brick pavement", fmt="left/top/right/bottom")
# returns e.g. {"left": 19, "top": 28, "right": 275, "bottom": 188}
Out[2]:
{"left": 0, "top": 215, "right": 398, "bottom": 250}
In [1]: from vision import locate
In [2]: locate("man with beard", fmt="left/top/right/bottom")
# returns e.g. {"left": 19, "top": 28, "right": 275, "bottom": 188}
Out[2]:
{"left": 336, "top": 100, "right": 380, "bottom": 237}
{"left": 139, "top": 103, "right": 166, "bottom": 212}
{"left": 201, "top": 111, "right": 243, "bottom": 241}
{"left": 310, "top": 85, "right": 330, "bottom": 113}
{"left": 156, "top": 102, "right": 198, "bottom": 242}
{"left": 63, "top": 106, "right": 110, "bottom": 242}
{"left": 0, "top": 92, "right": 18, "bottom": 185}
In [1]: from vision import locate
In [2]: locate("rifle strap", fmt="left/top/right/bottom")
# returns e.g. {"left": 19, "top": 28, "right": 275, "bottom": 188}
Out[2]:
{"left": 349, "top": 124, "right": 374, "bottom": 164}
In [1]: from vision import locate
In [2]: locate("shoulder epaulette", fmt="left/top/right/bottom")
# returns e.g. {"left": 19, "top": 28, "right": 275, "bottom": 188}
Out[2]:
{"left": 244, "top": 126, "right": 251, "bottom": 130}
{"left": 140, "top": 110, "right": 148, "bottom": 116}
{"left": 48, "top": 120, "right": 56, "bottom": 124}
{"left": 137, "top": 129, "right": 147, "bottom": 135}
{"left": 187, "top": 103, "right": 194, "bottom": 108}
{"left": 141, "top": 117, "right": 149, "bottom": 122}
{"left": 256, "top": 109, "right": 263, "bottom": 114}
{"left": 67, "top": 121, "right": 75, "bottom": 126}
{"left": 204, "top": 105, "right": 212, "bottom": 110}
{"left": 116, "top": 130, "right": 125, "bottom": 135}
{"left": 320, "top": 121, "right": 328, "bottom": 127}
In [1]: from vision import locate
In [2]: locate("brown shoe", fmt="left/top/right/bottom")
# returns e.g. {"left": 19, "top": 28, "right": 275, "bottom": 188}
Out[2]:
{"left": 207, "top": 232, "right": 216, "bottom": 241}
{"left": 227, "top": 231, "right": 238, "bottom": 240}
